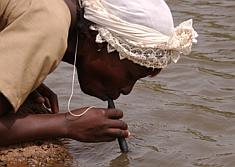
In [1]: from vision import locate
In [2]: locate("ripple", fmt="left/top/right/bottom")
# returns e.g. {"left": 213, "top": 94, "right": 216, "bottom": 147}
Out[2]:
{"left": 198, "top": 67, "right": 235, "bottom": 79}
{"left": 173, "top": 103, "right": 235, "bottom": 118}
{"left": 186, "top": 128, "right": 217, "bottom": 142}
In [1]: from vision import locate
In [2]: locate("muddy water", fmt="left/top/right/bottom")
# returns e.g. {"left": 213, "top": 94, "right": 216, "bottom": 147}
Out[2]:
{"left": 46, "top": 0, "right": 235, "bottom": 166}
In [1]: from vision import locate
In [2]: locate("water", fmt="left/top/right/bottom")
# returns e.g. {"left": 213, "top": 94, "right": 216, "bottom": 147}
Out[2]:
{"left": 45, "top": 0, "right": 235, "bottom": 166}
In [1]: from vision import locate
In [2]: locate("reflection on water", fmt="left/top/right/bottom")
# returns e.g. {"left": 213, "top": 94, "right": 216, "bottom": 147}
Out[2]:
{"left": 46, "top": 0, "right": 235, "bottom": 166}
{"left": 109, "top": 154, "right": 130, "bottom": 167}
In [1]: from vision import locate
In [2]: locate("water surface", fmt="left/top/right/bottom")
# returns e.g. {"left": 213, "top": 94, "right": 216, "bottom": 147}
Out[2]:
{"left": 46, "top": 0, "right": 235, "bottom": 166}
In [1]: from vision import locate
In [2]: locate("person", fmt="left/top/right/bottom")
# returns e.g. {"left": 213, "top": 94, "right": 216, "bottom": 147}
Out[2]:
{"left": 0, "top": 0, "right": 197, "bottom": 146}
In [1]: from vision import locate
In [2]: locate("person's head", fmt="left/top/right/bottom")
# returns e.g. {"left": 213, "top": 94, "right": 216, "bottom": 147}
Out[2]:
{"left": 75, "top": 0, "right": 197, "bottom": 101}
{"left": 76, "top": 13, "right": 161, "bottom": 100}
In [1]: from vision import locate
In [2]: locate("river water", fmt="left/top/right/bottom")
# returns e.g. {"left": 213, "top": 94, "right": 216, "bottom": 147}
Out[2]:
{"left": 46, "top": 0, "right": 235, "bottom": 166}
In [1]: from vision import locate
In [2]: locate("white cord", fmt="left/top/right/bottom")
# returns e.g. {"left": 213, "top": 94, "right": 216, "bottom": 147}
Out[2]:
{"left": 78, "top": 0, "right": 83, "bottom": 8}
{"left": 69, "top": 106, "right": 95, "bottom": 117}
{"left": 67, "top": 33, "right": 95, "bottom": 117}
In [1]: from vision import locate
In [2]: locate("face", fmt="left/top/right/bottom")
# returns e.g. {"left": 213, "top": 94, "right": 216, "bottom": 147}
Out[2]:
{"left": 76, "top": 28, "right": 161, "bottom": 101}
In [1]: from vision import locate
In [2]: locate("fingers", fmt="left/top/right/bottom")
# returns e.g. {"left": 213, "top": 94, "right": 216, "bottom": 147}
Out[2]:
{"left": 106, "top": 128, "right": 130, "bottom": 138}
{"left": 48, "top": 93, "right": 59, "bottom": 113}
{"left": 105, "top": 120, "right": 129, "bottom": 139}
{"left": 107, "top": 120, "right": 128, "bottom": 130}
{"left": 36, "top": 96, "right": 45, "bottom": 104}
{"left": 104, "top": 109, "right": 129, "bottom": 138}
{"left": 29, "top": 91, "right": 45, "bottom": 104}
{"left": 37, "top": 84, "right": 59, "bottom": 113}
{"left": 43, "top": 97, "right": 51, "bottom": 108}
{"left": 105, "top": 109, "right": 123, "bottom": 119}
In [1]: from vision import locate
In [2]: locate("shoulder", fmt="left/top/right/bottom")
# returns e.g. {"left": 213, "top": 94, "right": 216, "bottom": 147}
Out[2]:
{"left": 3, "top": 0, "right": 71, "bottom": 32}
{"left": 31, "top": 0, "right": 71, "bottom": 34}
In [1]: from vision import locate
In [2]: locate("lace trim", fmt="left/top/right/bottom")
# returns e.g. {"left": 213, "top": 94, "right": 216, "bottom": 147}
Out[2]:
{"left": 83, "top": 0, "right": 198, "bottom": 68}
{"left": 91, "top": 19, "right": 197, "bottom": 68}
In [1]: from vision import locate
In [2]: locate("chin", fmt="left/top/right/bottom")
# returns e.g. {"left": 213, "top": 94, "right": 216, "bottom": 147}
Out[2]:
{"left": 84, "top": 93, "right": 109, "bottom": 101}
{"left": 81, "top": 87, "right": 120, "bottom": 101}
{"left": 109, "top": 94, "right": 121, "bottom": 100}
{"left": 95, "top": 93, "right": 121, "bottom": 101}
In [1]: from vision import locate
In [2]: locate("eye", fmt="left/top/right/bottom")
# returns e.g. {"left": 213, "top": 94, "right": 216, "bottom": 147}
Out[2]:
{"left": 89, "top": 29, "right": 98, "bottom": 37}
{"left": 148, "top": 68, "right": 162, "bottom": 77}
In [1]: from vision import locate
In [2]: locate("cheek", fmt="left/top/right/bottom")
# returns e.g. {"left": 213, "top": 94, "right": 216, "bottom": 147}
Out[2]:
{"left": 78, "top": 71, "right": 105, "bottom": 98}
{"left": 77, "top": 41, "right": 135, "bottom": 96}
{"left": 80, "top": 65, "right": 127, "bottom": 91}
{"left": 90, "top": 59, "right": 125, "bottom": 87}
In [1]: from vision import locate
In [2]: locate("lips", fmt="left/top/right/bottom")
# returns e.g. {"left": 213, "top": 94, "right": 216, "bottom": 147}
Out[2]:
{"left": 101, "top": 91, "right": 121, "bottom": 101}
{"left": 107, "top": 93, "right": 120, "bottom": 101}
{"left": 92, "top": 92, "right": 120, "bottom": 101}
{"left": 80, "top": 85, "right": 121, "bottom": 101}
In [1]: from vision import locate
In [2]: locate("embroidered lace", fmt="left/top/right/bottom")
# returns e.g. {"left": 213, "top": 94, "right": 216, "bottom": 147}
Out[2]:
{"left": 82, "top": 0, "right": 198, "bottom": 68}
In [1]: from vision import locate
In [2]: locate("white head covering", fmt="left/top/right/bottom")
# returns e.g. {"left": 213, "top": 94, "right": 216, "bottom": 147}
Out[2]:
{"left": 80, "top": 0, "right": 198, "bottom": 68}
{"left": 101, "top": 0, "right": 174, "bottom": 36}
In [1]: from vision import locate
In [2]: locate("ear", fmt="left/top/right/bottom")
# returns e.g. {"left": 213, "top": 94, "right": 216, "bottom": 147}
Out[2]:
{"left": 77, "top": 7, "right": 94, "bottom": 35}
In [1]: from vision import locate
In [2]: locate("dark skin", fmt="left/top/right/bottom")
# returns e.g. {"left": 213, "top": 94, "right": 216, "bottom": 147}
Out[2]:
{"left": 0, "top": 0, "right": 161, "bottom": 146}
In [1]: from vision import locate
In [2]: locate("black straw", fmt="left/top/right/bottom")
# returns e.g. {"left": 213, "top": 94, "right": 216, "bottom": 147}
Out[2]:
{"left": 108, "top": 99, "right": 129, "bottom": 153}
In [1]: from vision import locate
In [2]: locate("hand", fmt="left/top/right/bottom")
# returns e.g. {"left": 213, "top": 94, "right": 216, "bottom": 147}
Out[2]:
{"left": 29, "top": 83, "right": 59, "bottom": 113}
{"left": 64, "top": 107, "right": 129, "bottom": 142}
